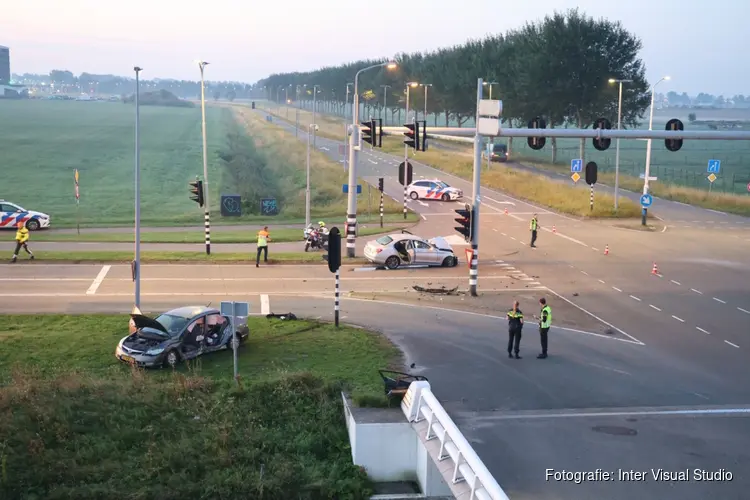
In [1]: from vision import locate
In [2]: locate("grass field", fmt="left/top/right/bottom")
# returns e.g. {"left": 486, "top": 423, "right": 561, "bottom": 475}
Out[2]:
{"left": 10, "top": 251, "right": 368, "bottom": 264}
{"left": 32, "top": 225, "right": 409, "bottom": 243}
{"left": 0, "top": 314, "right": 400, "bottom": 498}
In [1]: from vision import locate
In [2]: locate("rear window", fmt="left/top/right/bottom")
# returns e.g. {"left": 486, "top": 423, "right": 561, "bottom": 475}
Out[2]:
{"left": 493, "top": 144, "right": 507, "bottom": 153}
{"left": 376, "top": 236, "right": 393, "bottom": 245}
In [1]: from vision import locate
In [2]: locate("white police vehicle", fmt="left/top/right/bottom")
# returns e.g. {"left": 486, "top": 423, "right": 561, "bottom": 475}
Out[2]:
{"left": 0, "top": 200, "right": 51, "bottom": 230}
{"left": 406, "top": 179, "right": 462, "bottom": 202}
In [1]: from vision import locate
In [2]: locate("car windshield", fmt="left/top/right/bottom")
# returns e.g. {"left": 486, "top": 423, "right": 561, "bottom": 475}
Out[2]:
{"left": 154, "top": 314, "right": 189, "bottom": 335}
{"left": 493, "top": 144, "right": 507, "bottom": 152}
{"left": 437, "top": 182, "right": 449, "bottom": 188}
{"left": 375, "top": 236, "right": 393, "bottom": 245}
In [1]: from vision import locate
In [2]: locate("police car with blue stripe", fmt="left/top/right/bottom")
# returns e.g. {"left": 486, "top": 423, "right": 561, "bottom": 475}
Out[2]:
{"left": 0, "top": 200, "right": 51, "bottom": 231}
{"left": 406, "top": 179, "right": 463, "bottom": 202}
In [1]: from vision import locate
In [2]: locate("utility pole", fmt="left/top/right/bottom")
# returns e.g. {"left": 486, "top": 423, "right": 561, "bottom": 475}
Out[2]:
{"left": 380, "top": 84, "right": 391, "bottom": 125}
{"left": 469, "top": 78, "right": 482, "bottom": 297}
{"left": 133, "top": 66, "right": 142, "bottom": 309}
{"left": 312, "top": 84, "right": 320, "bottom": 148}
{"left": 198, "top": 60, "right": 211, "bottom": 254}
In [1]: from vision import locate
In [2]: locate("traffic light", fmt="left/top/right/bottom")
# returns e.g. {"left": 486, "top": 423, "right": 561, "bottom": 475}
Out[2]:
{"left": 361, "top": 119, "right": 376, "bottom": 146}
{"left": 419, "top": 120, "right": 427, "bottom": 151}
{"left": 376, "top": 118, "right": 383, "bottom": 147}
{"left": 527, "top": 117, "right": 546, "bottom": 150}
{"left": 189, "top": 179, "right": 204, "bottom": 207}
{"left": 454, "top": 204, "right": 473, "bottom": 243}
{"left": 378, "top": 177, "right": 384, "bottom": 192}
{"left": 404, "top": 121, "right": 421, "bottom": 150}
{"left": 665, "top": 118, "right": 684, "bottom": 152}
{"left": 326, "top": 227, "right": 341, "bottom": 273}
{"left": 585, "top": 161, "right": 598, "bottom": 185}
{"left": 592, "top": 118, "right": 612, "bottom": 151}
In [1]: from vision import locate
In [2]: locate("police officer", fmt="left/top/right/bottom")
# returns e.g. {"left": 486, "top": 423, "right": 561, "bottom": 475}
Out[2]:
{"left": 256, "top": 226, "right": 271, "bottom": 267}
{"left": 506, "top": 300, "right": 524, "bottom": 359}
{"left": 538, "top": 297, "right": 552, "bottom": 359}
{"left": 529, "top": 214, "right": 539, "bottom": 247}
{"left": 11, "top": 221, "right": 34, "bottom": 263}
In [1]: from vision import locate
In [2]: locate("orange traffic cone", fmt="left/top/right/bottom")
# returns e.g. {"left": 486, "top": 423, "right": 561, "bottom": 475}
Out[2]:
{"left": 552, "top": 225, "right": 556, "bottom": 233}
{"left": 504, "top": 207, "right": 508, "bottom": 215}
{"left": 604, "top": 244, "right": 609, "bottom": 255}
{"left": 651, "top": 262, "right": 658, "bottom": 275}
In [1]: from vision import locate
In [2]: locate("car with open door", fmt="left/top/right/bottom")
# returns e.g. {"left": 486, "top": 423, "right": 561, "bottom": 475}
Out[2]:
{"left": 363, "top": 230, "right": 458, "bottom": 269}
{"left": 115, "top": 305, "right": 250, "bottom": 368}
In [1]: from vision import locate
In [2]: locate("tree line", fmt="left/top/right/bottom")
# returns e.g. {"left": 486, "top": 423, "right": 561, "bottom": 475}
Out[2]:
{"left": 255, "top": 9, "right": 653, "bottom": 162}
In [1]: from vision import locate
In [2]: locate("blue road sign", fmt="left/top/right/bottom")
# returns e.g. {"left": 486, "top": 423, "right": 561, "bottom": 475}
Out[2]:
{"left": 640, "top": 193, "right": 653, "bottom": 208}
{"left": 342, "top": 184, "right": 362, "bottom": 194}
{"left": 707, "top": 159, "right": 721, "bottom": 173}
{"left": 571, "top": 159, "right": 583, "bottom": 173}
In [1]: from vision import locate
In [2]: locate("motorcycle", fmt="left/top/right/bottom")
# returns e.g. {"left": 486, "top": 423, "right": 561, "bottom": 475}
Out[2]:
{"left": 303, "top": 225, "right": 328, "bottom": 252}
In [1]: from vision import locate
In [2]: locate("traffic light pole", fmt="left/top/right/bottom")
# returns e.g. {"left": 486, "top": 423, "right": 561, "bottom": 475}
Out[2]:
{"left": 133, "top": 66, "right": 142, "bottom": 309}
{"left": 199, "top": 63, "right": 211, "bottom": 255}
{"left": 379, "top": 190, "right": 384, "bottom": 228}
{"left": 469, "top": 79, "right": 483, "bottom": 297}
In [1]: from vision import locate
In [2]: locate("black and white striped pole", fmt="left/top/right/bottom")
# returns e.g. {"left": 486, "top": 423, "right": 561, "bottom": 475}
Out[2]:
{"left": 590, "top": 184, "right": 594, "bottom": 211}
{"left": 378, "top": 177, "right": 384, "bottom": 228}
{"left": 334, "top": 268, "right": 340, "bottom": 327}
{"left": 403, "top": 184, "right": 407, "bottom": 219}
{"left": 326, "top": 227, "right": 342, "bottom": 327}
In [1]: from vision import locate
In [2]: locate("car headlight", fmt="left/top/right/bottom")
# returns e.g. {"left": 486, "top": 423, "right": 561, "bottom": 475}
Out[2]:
{"left": 146, "top": 347, "right": 165, "bottom": 356}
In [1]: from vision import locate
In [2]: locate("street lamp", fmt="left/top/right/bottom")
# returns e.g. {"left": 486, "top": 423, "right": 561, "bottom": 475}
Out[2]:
{"left": 380, "top": 84, "right": 391, "bottom": 125}
{"left": 642, "top": 75, "right": 671, "bottom": 225}
{"left": 608, "top": 78, "right": 633, "bottom": 212}
{"left": 306, "top": 123, "right": 318, "bottom": 227}
{"left": 133, "top": 66, "right": 142, "bottom": 309}
{"left": 420, "top": 83, "right": 433, "bottom": 122}
{"left": 346, "top": 60, "right": 397, "bottom": 257}
{"left": 312, "top": 85, "right": 321, "bottom": 147}
{"left": 197, "top": 60, "right": 211, "bottom": 254}
{"left": 404, "top": 81, "right": 419, "bottom": 160}
{"left": 483, "top": 81, "right": 498, "bottom": 171}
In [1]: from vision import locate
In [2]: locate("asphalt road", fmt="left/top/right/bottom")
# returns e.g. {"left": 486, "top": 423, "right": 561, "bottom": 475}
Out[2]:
{"left": 1, "top": 263, "right": 748, "bottom": 499}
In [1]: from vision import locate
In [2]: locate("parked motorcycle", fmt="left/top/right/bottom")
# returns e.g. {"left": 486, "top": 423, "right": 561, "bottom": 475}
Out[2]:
{"left": 303, "top": 225, "right": 328, "bottom": 252}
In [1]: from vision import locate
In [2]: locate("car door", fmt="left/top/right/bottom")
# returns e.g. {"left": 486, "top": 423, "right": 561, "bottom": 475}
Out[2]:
{"left": 181, "top": 316, "right": 207, "bottom": 358}
{"left": 412, "top": 239, "right": 437, "bottom": 264}
{"left": 0, "top": 203, "right": 17, "bottom": 228}
{"left": 205, "top": 313, "right": 229, "bottom": 349}
{"left": 403, "top": 239, "right": 417, "bottom": 264}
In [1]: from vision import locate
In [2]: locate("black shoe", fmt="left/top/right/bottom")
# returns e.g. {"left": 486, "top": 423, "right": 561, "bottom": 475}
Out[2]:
{"left": 508, "top": 352, "right": 513, "bottom": 359}
{"left": 29, "top": 255, "right": 34, "bottom": 260}
{"left": 256, "top": 263, "right": 259, "bottom": 268}
{"left": 537, "top": 353, "right": 547, "bottom": 359}
{"left": 515, "top": 354, "right": 522, "bottom": 359}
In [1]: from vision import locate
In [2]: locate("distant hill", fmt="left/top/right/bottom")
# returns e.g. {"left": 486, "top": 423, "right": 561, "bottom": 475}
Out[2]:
{"left": 122, "top": 89, "right": 195, "bottom": 108}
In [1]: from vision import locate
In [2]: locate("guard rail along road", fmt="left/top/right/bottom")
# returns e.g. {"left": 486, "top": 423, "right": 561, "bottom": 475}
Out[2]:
{"left": 401, "top": 381, "right": 510, "bottom": 500}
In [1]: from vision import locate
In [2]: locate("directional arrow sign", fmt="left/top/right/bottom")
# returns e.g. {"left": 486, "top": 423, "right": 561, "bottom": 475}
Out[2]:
{"left": 640, "top": 193, "right": 653, "bottom": 208}
{"left": 707, "top": 159, "right": 721, "bottom": 173}
{"left": 571, "top": 159, "right": 583, "bottom": 173}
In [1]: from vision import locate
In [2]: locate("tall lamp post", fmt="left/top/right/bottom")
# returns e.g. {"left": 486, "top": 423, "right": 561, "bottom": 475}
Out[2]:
{"left": 312, "top": 84, "right": 320, "bottom": 147}
{"left": 380, "top": 84, "right": 391, "bottom": 125}
{"left": 642, "top": 75, "right": 671, "bottom": 225}
{"left": 305, "top": 123, "right": 317, "bottom": 227}
{"left": 347, "top": 61, "right": 397, "bottom": 257}
{"left": 295, "top": 85, "right": 301, "bottom": 137}
{"left": 133, "top": 66, "right": 142, "bottom": 309}
{"left": 404, "top": 81, "right": 419, "bottom": 160}
{"left": 420, "top": 83, "right": 432, "bottom": 123}
{"left": 608, "top": 78, "right": 633, "bottom": 212}
{"left": 197, "top": 60, "right": 211, "bottom": 254}
{"left": 483, "top": 81, "right": 498, "bottom": 170}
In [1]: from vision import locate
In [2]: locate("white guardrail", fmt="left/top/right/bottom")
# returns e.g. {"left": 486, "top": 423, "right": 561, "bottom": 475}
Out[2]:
{"left": 401, "top": 381, "right": 510, "bottom": 500}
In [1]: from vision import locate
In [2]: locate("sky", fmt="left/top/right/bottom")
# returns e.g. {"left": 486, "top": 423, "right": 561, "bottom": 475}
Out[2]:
{"left": 1, "top": 0, "right": 747, "bottom": 95}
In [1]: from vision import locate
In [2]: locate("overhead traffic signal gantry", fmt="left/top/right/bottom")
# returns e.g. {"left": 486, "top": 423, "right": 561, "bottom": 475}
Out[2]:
{"left": 189, "top": 178, "right": 204, "bottom": 207}
{"left": 454, "top": 203, "right": 473, "bottom": 242}
{"left": 403, "top": 120, "right": 421, "bottom": 151}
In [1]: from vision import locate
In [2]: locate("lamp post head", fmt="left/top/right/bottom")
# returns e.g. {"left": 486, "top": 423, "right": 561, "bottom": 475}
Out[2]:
{"left": 608, "top": 78, "right": 616, "bottom": 83}
{"left": 407, "top": 81, "right": 419, "bottom": 88}
{"left": 134, "top": 66, "right": 142, "bottom": 73}
{"left": 385, "top": 62, "right": 397, "bottom": 70}
{"left": 664, "top": 76, "right": 671, "bottom": 81}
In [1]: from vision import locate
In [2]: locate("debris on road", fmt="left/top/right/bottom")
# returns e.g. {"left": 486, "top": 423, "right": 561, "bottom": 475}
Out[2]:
{"left": 412, "top": 285, "right": 459, "bottom": 295}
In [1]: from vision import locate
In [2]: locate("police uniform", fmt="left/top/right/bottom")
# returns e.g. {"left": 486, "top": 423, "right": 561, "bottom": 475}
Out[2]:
{"left": 506, "top": 307, "right": 524, "bottom": 359}
{"left": 11, "top": 223, "right": 34, "bottom": 263}
{"left": 530, "top": 216, "right": 538, "bottom": 247}
{"left": 256, "top": 228, "right": 270, "bottom": 267}
{"left": 538, "top": 302, "right": 552, "bottom": 358}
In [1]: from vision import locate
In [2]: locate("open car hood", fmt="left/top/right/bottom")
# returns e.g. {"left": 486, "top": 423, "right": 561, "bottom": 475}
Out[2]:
{"left": 129, "top": 314, "right": 169, "bottom": 336}
{"left": 428, "top": 236, "right": 453, "bottom": 253}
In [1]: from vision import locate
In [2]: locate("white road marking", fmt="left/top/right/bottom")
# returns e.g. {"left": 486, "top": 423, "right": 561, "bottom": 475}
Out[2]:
{"left": 612, "top": 286, "right": 622, "bottom": 292}
{"left": 725, "top": 340, "right": 740, "bottom": 349}
{"left": 598, "top": 279, "right": 605, "bottom": 284}
{"left": 672, "top": 315, "right": 685, "bottom": 322}
{"left": 417, "top": 200, "right": 429, "bottom": 207}
{"left": 543, "top": 227, "right": 588, "bottom": 247}
{"left": 591, "top": 247, "right": 599, "bottom": 251}
{"left": 580, "top": 270, "right": 589, "bottom": 276}
{"left": 661, "top": 225, "right": 667, "bottom": 233}
{"left": 492, "top": 228, "right": 498, "bottom": 232}
{"left": 696, "top": 327, "right": 710, "bottom": 334}
{"left": 0, "top": 278, "right": 93, "bottom": 282}
{"left": 649, "top": 304, "right": 661, "bottom": 311}
{"left": 737, "top": 307, "right": 750, "bottom": 315}
{"left": 629, "top": 295, "right": 641, "bottom": 301}
{"left": 260, "top": 294, "right": 270, "bottom": 315}
{"left": 589, "top": 363, "right": 631, "bottom": 376}
{"left": 86, "top": 265, "right": 111, "bottom": 295}
{"left": 713, "top": 297, "right": 726, "bottom": 304}
{"left": 691, "top": 288, "right": 703, "bottom": 294}
{"left": 520, "top": 241, "right": 527, "bottom": 245}
{"left": 543, "top": 286, "right": 643, "bottom": 345}
{"left": 500, "top": 232, "right": 507, "bottom": 236}
{"left": 368, "top": 159, "right": 378, "bottom": 164}
{"left": 421, "top": 214, "right": 427, "bottom": 221}
{"left": 510, "top": 236, "right": 516, "bottom": 241}
{"left": 509, "top": 214, "right": 523, "bottom": 221}
{"left": 670, "top": 280, "right": 681, "bottom": 285}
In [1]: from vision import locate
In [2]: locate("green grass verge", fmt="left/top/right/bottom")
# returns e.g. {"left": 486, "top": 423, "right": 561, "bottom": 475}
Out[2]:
{"left": 0, "top": 315, "right": 401, "bottom": 498}
{"left": 16, "top": 251, "right": 368, "bottom": 264}
{"left": 32, "top": 225, "right": 410, "bottom": 243}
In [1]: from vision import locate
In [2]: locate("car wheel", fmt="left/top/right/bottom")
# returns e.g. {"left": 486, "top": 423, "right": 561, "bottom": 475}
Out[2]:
{"left": 164, "top": 350, "right": 180, "bottom": 368}
{"left": 409, "top": 191, "right": 419, "bottom": 200}
{"left": 304, "top": 242, "right": 310, "bottom": 252}
{"left": 385, "top": 256, "right": 400, "bottom": 270}
{"left": 26, "top": 219, "right": 40, "bottom": 231}
{"left": 441, "top": 193, "right": 450, "bottom": 201}
{"left": 442, "top": 256, "right": 457, "bottom": 267}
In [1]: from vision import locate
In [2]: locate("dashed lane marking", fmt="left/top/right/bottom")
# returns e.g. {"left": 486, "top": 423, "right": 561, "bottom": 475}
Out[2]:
{"left": 713, "top": 297, "right": 727, "bottom": 304}
{"left": 629, "top": 295, "right": 641, "bottom": 301}
{"left": 696, "top": 327, "right": 711, "bottom": 335}
{"left": 650, "top": 304, "right": 662, "bottom": 311}
{"left": 672, "top": 315, "right": 685, "bottom": 323}
{"left": 670, "top": 280, "right": 681, "bottom": 285}
{"left": 691, "top": 288, "right": 703, "bottom": 294}
{"left": 738, "top": 307, "right": 750, "bottom": 315}
{"left": 612, "top": 286, "right": 622, "bottom": 292}
{"left": 725, "top": 340, "right": 740, "bottom": 349}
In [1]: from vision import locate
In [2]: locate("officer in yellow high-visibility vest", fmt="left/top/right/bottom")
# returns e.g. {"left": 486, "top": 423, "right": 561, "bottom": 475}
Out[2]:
{"left": 529, "top": 214, "right": 539, "bottom": 247}
{"left": 11, "top": 221, "right": 34, "bottom": 263}
{"left": 256, "top": 226, "right": 271, "bottom": 267}
{"left": 506, "top": 301, "right": 524, "bottom": 359}
{"left": 537, "top": 297, "right": 552, "bottom": 359}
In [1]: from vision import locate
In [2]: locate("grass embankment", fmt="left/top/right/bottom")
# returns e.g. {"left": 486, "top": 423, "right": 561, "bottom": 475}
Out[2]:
{"left": 33, "top": 225, "right": 408, "bottom": 243}
{"left": 14, "top": 251, "right": 368, "bottom": 264}
{"left": 0, "top": 315, "right": 401, "bottom": 498}
{"left": 252, "top": 101, "right": 345, "bottom": 141}
{"left": 0, "top": 99, "right": 229, "bottom": 227}
{"left": 515, "top": 157, "right": 750, "bottom": 217}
